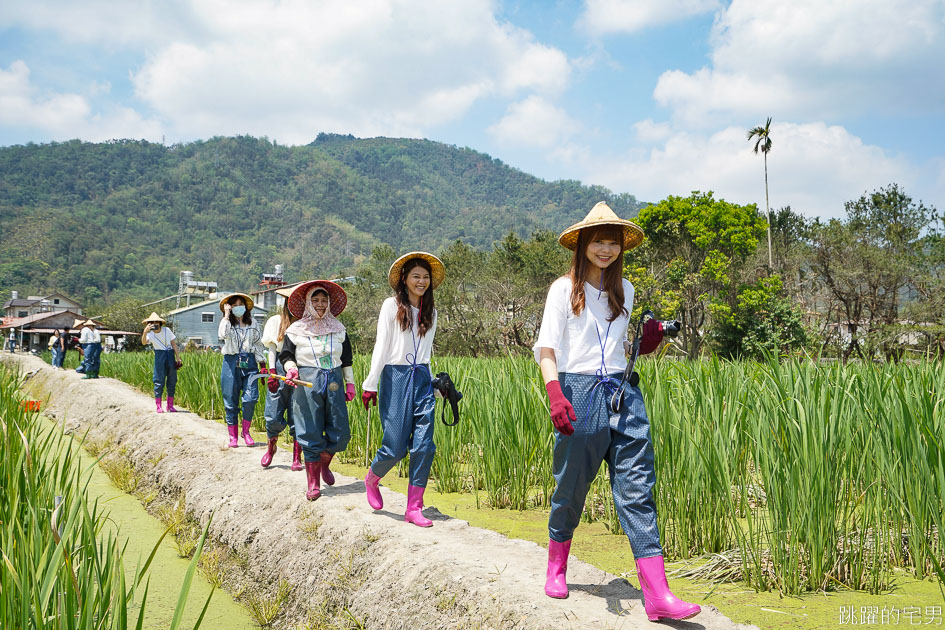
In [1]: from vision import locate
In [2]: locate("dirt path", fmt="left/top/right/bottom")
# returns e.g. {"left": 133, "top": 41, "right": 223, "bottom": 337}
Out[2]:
{"left": 9, "top": 354, "right": 755, "bottom": 630}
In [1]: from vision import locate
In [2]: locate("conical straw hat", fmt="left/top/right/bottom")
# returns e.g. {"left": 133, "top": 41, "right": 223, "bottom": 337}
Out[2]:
{"left": 219, "top": 293, "right": 255, "bottom": 313}
{"left": 388, "top": 252, "right": 446, "bottom": 291}
{"left": 287, "top": 280, "right": 348, "bottom": 319}
{"left": 557, "top": 201, "right": 644, "bottom": 251}
{"left": 142, "top": 312, "right": 166, "bottom": 324}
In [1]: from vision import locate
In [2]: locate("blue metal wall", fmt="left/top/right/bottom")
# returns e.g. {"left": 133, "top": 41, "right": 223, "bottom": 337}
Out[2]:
{"left": 169, "top": 305, "right": 269, "bottom": 348}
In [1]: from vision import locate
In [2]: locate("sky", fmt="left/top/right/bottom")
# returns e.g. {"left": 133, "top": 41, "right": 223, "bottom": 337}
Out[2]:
{"left": 1, "top": 0, "right": 943, "bottom": 220}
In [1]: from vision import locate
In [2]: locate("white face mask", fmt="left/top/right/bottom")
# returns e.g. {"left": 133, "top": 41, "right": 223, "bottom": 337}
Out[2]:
{"left": 232, "top": 305, "right": 246, "bottom": 317}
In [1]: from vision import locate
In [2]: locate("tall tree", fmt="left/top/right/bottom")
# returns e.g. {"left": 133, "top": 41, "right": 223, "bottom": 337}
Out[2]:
{"left": 747, "top": 117, "right": 774, "bottom": 268}
{"left": 633, "top": 191, "right": 767, "bottom": 358}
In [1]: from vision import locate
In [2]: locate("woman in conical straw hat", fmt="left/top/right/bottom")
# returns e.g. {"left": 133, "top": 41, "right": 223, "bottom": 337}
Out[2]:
{"left": 532, "top": 202, "right": 700, "bottom": 621}
{"left": 278, "top": 280, "right": 357, "bottom": 501}
{"left": 361, "top": 251, "right": 445, "bottom": 527}
{"left": 259, "top": 286, "right": 303, "bottom": 471}
{"left": 141, "top": 312, "right": 182, "bottom": 413}
{"left": 79, "top": 319, "right": 103, "bottom": 379}
{"left": 219, "top": 293, "right": 266, "bottom": 448}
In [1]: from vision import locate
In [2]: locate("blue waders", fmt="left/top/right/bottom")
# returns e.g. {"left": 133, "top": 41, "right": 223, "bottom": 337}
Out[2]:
{"left": 291, "top": 365, "right": 350, "bottom": 464}
{"left": 76, "top": 343, "right": 88, "bottom": 373}
{"left": 153, "top": 349, "right": 177, "bottom": 398}
{"left": 86, "top": 343, "right": 102, "bottom": 376}
{"left": 369, "top": 364, "right": 437, "bottom": 487}
{"left": 264, "top": 359, "right": 296, "bottom": 440}
{"left": 220, "top": 354, "right": 259, "bottom": 426}
{"left": 549, "top": 372, "right": 662, "bottom": 559}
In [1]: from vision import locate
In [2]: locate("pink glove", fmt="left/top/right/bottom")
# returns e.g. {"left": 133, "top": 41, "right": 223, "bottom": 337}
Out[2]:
{"left": 545, "top": 380, "right": 575, "bottom": 436}
{"left": 345, "top": 383, "right": 356, "bottom": 402}
{"left": 362, "top": 390, "right": 377, "bottom": 410}
{"left": 285, "top": 367, "right": 300, "bottom": 387}
{"left": 638, "top": 318, "right": 664, "bottom": 356}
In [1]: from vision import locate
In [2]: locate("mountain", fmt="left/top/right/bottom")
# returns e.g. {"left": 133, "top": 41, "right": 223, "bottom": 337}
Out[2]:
{"left": 0, "top": 134, "right": 643, "bottom": 307}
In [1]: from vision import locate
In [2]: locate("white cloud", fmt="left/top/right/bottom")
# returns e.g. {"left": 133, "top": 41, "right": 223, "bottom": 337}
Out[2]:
{"left": 588, "top": 121, "right": 916, "bottom": 219}
{"left": 118, "top": 0, "right": 567, "bottom": 143}
{"left": 0, "top": 61, "right": 161, "bottom": 141}
{"left": 633, "top": 119, "right": 673, "bottom": 143}
{"left": 653, "top": 0, "right": 945, "bottom": 125}
{"left": 488, "top": 95, "right": 581, "bottom": 149}
{"left": 579, "top": 0, "right": 721, "bottom": 34}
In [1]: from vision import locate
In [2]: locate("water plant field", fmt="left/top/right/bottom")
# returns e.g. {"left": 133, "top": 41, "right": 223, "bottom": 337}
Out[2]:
{"left": 47, "top": 350, "right": 945, "bottom": 597}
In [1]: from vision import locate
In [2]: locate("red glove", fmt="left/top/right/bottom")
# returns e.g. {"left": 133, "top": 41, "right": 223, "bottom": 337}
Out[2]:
{"left": 638, "top": 318, "right": 664, "bottom": 356}
{"left": 345, "top": 383, "right": 356, "bottom": 402}
{"left": 285, "top": 367, "right": 300, "bottom": 387}
{"left": 362, "top": 390, "right": 377, "bottom": 410}
{"left": 267, "top": 376, "right": 279, "bottom": 393}
{"left": 174, "top": 358, "right": 183, "bottom": 370}
{"left": 258, "top": 362, "right": 267, "bottom": 372}
{"left": 545, "top": 380, "right": 575, "bottom": 436}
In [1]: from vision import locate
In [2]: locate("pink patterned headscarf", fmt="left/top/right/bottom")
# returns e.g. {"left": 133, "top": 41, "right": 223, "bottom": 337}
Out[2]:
{"left": 285, "top": 287, "right": 346, "bottom": 338}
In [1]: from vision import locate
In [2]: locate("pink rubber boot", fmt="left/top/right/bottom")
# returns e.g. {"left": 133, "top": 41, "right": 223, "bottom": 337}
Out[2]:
{"left": 155, "top": 397, "right": 163, "bottom": 413}
{"left": 290, "top": 440, "right": 303, "bottom": 471}
{"left": 364, "top": 469, "right": 383, "bottom": 510}
{"left": 165, "top": 396, "right": 177, "bottom": 412}
{"left": 227, "top": 424, "right": 239, "bottom": 448}
{"left": 240, "top": 419, "right": 255, "bottom": 446}
{"left": 404, "top": 485, "right": 433, "bottom": 527}
{"left": 320, "top": 451, "right": 335, "bottom": 486}
{"left": 260, "top": 437, "right": 278, "bottom": 467}
{"left": 635, "top": 555, "right": 701, "bottom": 621}
{"left": 545, "top": 539, "right": 571, "bottom": 598}
{"left": 304, "top": 461, "right": 321, "bottom": 501}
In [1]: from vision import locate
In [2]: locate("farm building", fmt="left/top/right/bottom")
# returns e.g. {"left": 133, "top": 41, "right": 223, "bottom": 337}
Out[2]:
{"left": 166, "top": 296, "right": 269, "bottom": 349}
{"left": 0, "top": 311, "right": 136, "bottom": 353}
{"left": 2, "top": 291, "right": 83, "bottom": 319}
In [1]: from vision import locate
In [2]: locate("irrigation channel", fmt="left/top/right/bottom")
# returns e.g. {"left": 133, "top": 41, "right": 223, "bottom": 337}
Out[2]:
{"left": 4, "top": 353, "right": 757, "bottom": 630}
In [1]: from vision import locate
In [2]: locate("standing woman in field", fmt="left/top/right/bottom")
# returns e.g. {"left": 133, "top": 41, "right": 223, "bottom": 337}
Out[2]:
{"left": 80, "top": 320, "right": 103, "bottom": 379}
{"left": 278, "top": 280, "right": 356, "bottom": 500}
{"left": 49, "top": 329, "right": 65, "bottom": 368}
{"left": 532, "top": 202, "right": 699, "bottom": 621}
{"left": 362, "top": 252, "right": 443, "bottom": 527}
{"left": 218, "top": 294, "right": 266, "bottom": 448}
{"left": 259, "top": 286, "right": 303, "bottom": 471}
{"left": 141, "top": 312, "right": 182, "bottom": 413}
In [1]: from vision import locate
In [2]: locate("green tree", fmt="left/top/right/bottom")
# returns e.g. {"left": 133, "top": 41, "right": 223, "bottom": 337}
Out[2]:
{"left": 633, "top": 191, "right": 767, "bottom": 357}
{"left": 747, "top": 117, "right": 774, "bottom": 268}
{"left": 710, "top": 275, "right": 808, "bottom": 358}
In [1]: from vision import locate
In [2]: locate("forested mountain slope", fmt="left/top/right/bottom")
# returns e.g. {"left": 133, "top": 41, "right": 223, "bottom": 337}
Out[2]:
{"left": 0, "top": 134, "right": 642, "bottom": 306}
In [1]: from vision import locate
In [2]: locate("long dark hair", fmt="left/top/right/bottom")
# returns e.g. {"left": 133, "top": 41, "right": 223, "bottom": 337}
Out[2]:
{"left": 227, "top": 299, "right": 254, "bottom": 327}
{"left": 276, "top": 299, "right": 296, "bottom": 342}
{"left": 569, "top": 226, "right": 628, "bottom": 322}
{"left": 396, "top": 258, "right": 435, "bottom": 336}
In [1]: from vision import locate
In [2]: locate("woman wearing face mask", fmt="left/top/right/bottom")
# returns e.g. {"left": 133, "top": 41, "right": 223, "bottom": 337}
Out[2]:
{"left": 532, "top": 202, "right": 699, "bottom": 621}
{"left": 361, "top": 252, "right": 444, "bottom": 527}
{"left": 259, "top": 286, "right": 303, "bottom": 471}
{"left": 278, "top": 280, "right": 356, "bottom": 500}
{"left": 219, "top": 294, "right": 267, "bottom": 447}
{"left": 141, "top": 312, "right": 182, "bottom": 413}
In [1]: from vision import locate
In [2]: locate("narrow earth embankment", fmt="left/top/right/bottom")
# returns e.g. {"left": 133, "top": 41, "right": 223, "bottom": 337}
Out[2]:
{"left": 10, "top": 355, "right": 754, "bottom": 630}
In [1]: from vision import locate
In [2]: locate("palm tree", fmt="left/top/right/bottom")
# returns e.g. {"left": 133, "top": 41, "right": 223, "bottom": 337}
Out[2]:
{"left": 747, "top": 117, "right": 774, "bottom": 268}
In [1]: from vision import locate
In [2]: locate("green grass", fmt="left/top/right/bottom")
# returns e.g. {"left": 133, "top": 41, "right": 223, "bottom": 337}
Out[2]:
{"left": 43, "top": 349, "right": 945, "bottom": 597}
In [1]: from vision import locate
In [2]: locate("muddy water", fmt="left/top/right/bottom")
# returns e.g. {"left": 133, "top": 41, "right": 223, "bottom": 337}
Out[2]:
{"left": 47, "top": 417, "right": 258, "bottom": 630}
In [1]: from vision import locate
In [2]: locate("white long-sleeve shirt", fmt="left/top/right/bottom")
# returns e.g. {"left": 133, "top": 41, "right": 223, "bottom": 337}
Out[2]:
{"left": 362, "top": 296, "right": 437, "bottom": 392}
{"left": 261, "top": 314, "right": 284, "bottom": 369}
{"left": 533, "top": 276, "right": 634, "bottom": 376}
{"left": 79, "top": 328, "right": 101, "bottom": 344}
{"left": 218, "top": 318, "right": 265, "bottom": 362}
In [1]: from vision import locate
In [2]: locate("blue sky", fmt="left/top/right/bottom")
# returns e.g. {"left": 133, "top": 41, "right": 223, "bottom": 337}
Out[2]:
{"left": 1, "top": 0, "right": 943, "bottom": 219}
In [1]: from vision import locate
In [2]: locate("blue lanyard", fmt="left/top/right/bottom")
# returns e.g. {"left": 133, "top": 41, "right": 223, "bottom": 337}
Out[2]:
{"left": 587, "top": 278, "right": 622, "bottom": 419}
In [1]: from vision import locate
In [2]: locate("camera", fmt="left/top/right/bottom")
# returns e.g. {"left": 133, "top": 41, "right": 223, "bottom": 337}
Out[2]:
{"left": 431, "top": 372, "right": 463, "bottom": 426}
{"left": 660, "top": 319, "right": 681, "bottom": 338}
